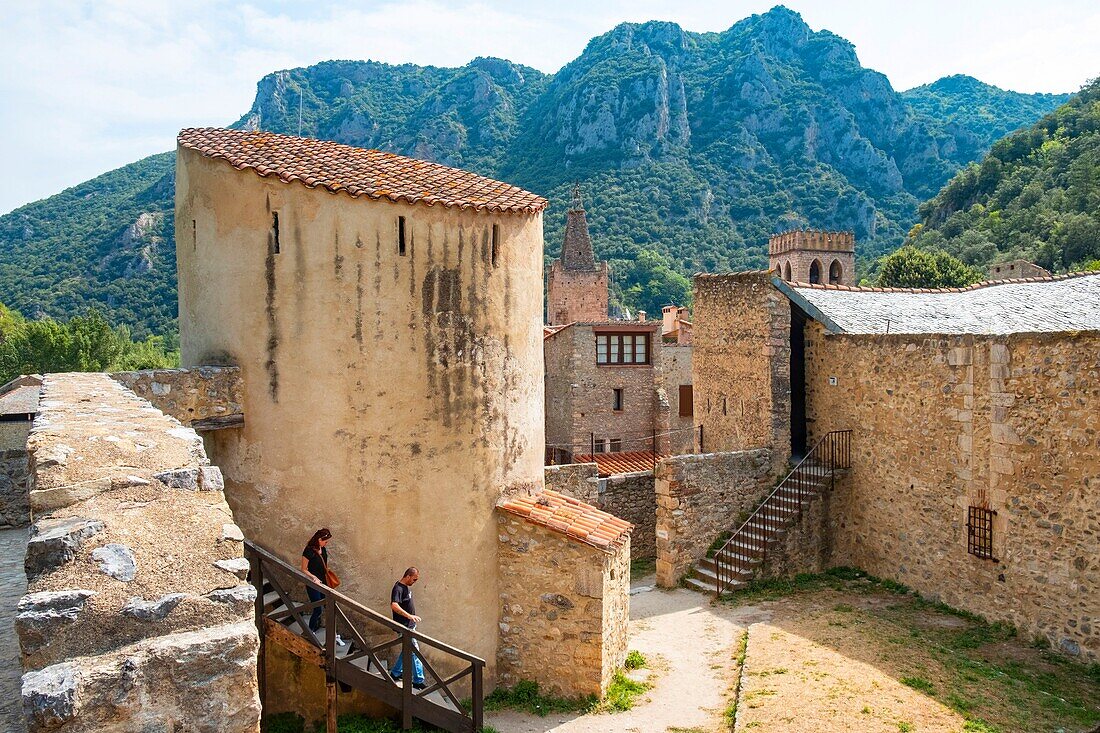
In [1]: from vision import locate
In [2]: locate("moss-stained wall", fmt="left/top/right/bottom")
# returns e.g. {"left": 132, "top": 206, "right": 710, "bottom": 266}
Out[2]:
{"left": 805, "top": 323, "right": 1100, "bottom": 659}
{"left": 176, "top": 147, "right": 546, "bottom": 680}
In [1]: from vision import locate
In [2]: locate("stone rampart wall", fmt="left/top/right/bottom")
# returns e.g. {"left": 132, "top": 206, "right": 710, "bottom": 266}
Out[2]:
{"left": 110, "top": 367, "right": 243, "bottom": 429}
{"left": 18, "top": 373, "right": 259, "bottom": 732}
{"left": 693, "top": 273, "right": 790, "bottom": 474}
{"left": 601, "top": 471, "right": 656, "bottom": 560}
{"left": 805, "top": 325, "right": 1100, "bottom": 660}
{"left": 655, "top": 449, "right": 773, "bottom": 587}
{"left": 496, "top": 509, "right": 629, "bottom": 696}
{"left": 544, "top": 463, "right": 599, "bottom": 503}
{"left": 0, "top": 422, "right": 30, "bottom": 528}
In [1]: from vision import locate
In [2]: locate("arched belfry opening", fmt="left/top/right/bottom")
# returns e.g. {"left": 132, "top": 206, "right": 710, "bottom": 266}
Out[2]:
{"left": 784, "top": 261, "right": 792, "bottom": 281}
{"left": 829, "top": 259, "right": 843, "bottom": 285}
{"left": 809, "top": 259, "right": 822, "bottom": 284}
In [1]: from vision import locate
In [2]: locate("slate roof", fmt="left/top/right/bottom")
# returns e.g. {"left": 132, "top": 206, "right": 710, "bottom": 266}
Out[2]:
{"left": 780, "top": 271, "right": 1100, "bottom": 335}
{"left": 498, "top": 489, "right": 632, "bottom": 551}
{"left": 0, "top": 385, "right": 40, "bottom": 417}
{"left": 572, "top": 451, "right": 664, "bottom": 477}
{"left": 177, "top": 128, "right": 547, "bottom": 214}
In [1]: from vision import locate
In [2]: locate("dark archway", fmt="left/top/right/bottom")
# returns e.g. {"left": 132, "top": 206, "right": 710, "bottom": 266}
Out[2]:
{"left": 829, "top": 259, "right": 843, "bottom": 285}
{"left": 784, "top": 261, "right": 792, "bottom": 281}
{"left": 790, "top": 303, "right": 808, "bottom": 458}
{"left": 809, "top": 259, "right": 822, "bottom": 284}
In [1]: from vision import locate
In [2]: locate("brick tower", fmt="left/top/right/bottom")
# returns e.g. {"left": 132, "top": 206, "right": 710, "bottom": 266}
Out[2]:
{"left": 769, "top": 230, "right": 856, "bottom": 286}
{"left": 547, "top": 184, "right": 609, "bottom": 325}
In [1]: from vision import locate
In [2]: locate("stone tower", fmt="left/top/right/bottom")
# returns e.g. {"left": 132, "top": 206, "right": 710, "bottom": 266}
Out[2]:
{"left": 546, "top": 185, "right": 609, "bottom": 324}
{"left": 769, "top": 230, "right": 856, "bottom": 286}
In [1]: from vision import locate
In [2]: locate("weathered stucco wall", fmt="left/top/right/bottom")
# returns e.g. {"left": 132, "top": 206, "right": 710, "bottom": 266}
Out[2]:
{"left": 693, "top": 273, "right": 790, "bottom": 473}
{"left": 176, "top": 147, "right": 545, "bottom": 681}
{"left": 601, "top": 471, "right": 656, "bottom": 560}
{"left": 110, "top": 366, "right": 244, "bottom": 429}
{"left": 19, "top": 373, "right": 258, "bottom": 732}
{"left": 654, "top": 449, "right": 773, "bottom": 587}
{"left": 805, "top": 324, "right": 1100, "bottom": 660}
{"left": 496, "top": 508, "right": 629, "bottom": 696}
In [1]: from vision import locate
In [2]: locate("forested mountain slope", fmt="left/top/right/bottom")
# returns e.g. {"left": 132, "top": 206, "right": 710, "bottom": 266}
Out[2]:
{"left": 910, "top": 78, "right": 1100, "bottom": 273}
{"left": 0, "top": 6, "right": 1072, "bottom": 335}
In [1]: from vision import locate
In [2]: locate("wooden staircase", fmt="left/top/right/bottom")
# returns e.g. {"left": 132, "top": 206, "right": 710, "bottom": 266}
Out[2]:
{"left": 245, "top": 541, "right": 484, "bottom": 733}
{"left": 685, "top": 430, "right": 851, "bottom": 596}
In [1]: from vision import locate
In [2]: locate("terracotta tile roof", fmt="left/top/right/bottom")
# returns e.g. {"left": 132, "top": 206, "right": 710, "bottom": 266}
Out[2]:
{"left": 573, "top": 450, "right": 664, "bottom": 477}
{"left": 498, "top": 489, "right": 632, "bottom": 551}
{"left": 177, "top": 128, "right": 548, "bottom": 215}
{"left": 779, "top": 270, "right": 1100, "bottom": 335}
{"left": 543, "top": 324, "right": 571, "bottom": 340}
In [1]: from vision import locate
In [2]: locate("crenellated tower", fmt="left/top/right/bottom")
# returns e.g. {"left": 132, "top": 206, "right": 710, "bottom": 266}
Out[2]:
{"left": 546, "top": 184, "right": 609, "bottom": 325}
{"left": 769, "top": 229, "right": 856, "bottom": 286}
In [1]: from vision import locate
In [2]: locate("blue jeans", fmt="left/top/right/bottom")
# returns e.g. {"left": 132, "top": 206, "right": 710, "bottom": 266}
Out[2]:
{"left": 306, "top": 586, "right": 325, "bottom": 632}
{"left": 389, "top": 631, "right": 425, "bottom": 685}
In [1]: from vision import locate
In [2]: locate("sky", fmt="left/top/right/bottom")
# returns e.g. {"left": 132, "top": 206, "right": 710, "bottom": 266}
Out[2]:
{"left": 1, "top": 0, "right": 1098, "bottom": 216}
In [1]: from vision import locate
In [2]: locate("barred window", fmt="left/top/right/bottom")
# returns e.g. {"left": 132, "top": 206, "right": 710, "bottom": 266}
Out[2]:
{"left": 596, "top": 333, "right": 650, "bottom": 365}
{"left": 967, "top": 506, "right": 997, "bottom": 560}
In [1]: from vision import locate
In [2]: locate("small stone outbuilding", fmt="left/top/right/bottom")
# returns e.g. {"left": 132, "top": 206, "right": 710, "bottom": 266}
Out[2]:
{"left": 496, "top": 490, "right": 631, "bottom": 697}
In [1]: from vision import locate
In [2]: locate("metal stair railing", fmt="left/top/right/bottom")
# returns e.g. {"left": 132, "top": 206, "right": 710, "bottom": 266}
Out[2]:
{"left": 244, "top": 540, "right": 485, "bottom": 733}
{"left": 713, "top": 430, "right": 851, "bottom": 597}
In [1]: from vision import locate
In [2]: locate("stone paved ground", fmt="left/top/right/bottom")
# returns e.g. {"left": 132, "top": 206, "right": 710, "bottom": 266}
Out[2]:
{"left": 0, "top": 527, "right": 29, "bottom": 733}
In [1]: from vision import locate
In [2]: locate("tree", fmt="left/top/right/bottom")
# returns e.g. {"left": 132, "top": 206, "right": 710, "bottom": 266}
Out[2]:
{"left": 616, "top": 249, "right": 693, "bottom": 317}
{"left": 875, "top": 247, "right": 983, "bottom": 289}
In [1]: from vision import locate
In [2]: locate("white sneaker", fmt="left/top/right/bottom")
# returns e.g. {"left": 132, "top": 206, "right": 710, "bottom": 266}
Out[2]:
{"left": 334, "top": 634, "right": 346, "bottom": 646}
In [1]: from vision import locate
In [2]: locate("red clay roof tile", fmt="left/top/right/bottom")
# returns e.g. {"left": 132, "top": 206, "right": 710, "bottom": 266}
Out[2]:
{"left": 572, "top": 451, "right": 665, "bottom": 477}
{"left": 498, "top": 489, "right": 632, "bottom": 552}
{"left": 178, "top": 127, "right": 547, "bottom": 215}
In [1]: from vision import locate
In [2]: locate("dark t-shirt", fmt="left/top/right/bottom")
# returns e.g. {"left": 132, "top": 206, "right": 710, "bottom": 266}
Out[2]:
{"left": 391, "top": 581, "right": 416, "bottom": 627}
{"left": 302, "top": 547, "right": 328, "bottom": 585}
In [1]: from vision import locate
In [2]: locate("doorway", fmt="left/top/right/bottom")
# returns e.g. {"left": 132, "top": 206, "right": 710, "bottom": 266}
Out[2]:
{"left": 790, "top": 303, "right": 807, "bottom": 458}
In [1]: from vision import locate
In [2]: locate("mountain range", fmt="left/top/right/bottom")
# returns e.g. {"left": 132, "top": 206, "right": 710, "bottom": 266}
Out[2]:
{"left": 0, "top": 6, "right": 1073, "bottom": 335}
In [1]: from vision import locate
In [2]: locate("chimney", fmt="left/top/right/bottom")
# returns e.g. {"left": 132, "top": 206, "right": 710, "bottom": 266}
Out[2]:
{"left": 662, "top": 305, "right": 678, "bottom": 335}
{"left": 637, "top": 310, "right": 647, "bottom": 322}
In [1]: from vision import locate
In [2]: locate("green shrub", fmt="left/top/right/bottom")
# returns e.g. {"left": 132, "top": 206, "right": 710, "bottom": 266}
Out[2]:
{"left": 624, "top": 650, "right": 647, "bottom": 670}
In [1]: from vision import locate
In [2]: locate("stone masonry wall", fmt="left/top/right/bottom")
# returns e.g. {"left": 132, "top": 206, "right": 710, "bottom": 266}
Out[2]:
{"left": 110, "top": 367, "right": 243, "bottom": 429}
{"left": 659, "top": 344, "right": 695, "bottom": 454}
{"left": 805, "top": 324, "right": 1100, "bottom": 660}
{"left": 655, "top": 449, "right": 773, "bottom": 587}
{"left": 496, "top": 510, "right": 630, "bottom": 696}
{"left": 18, "top": 373, "right": 259, "bottom": 732}
{"left": 601, "top": 471, "right": 656, "bottom": 560}
{"left": 544, "top": 463, "right": 599, "bottom": 503}
{"left": 0, "top": 422, "right": 30, "bottom": 528}
{"left": 547, "top": 260, "right": 609, "bottom": 325}
{"left": 693, "top": 272, "right": 791, "bottom": 474}
{"left": 756, "top": 479, "right": 834, "bottom": 582}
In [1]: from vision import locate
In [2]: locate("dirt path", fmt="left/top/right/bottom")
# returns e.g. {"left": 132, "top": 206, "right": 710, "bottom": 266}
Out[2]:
{"left": 488, "top": 577, "right": 767, "bottom": 733}
{"left": 0, "top": 527, "right": 29, "bottom": 733}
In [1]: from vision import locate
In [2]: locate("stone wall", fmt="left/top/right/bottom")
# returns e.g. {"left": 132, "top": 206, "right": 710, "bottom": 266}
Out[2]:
{"left": 601, "top": 471, "right": 656, "bottom": 560}
{"left": 546, "top": 260, "right": 609, "bottom": 325}
{"left": 18, "top": 373, "right": 259, "bottom": 732}
{"left": 693, "top": 272, "right": 791, "bottom": 473}
{"left": 110, "top": 366, "right": 243, "bottom": 429}
{"left": 805, "top": 324, "right": 1100, "bottom": 660}
{"left": 544, "top": 463, "right": 599, "bottom": 503}
{"left": 654, "top": 449, "right": 773, "bottom": 587}
{"left": 496, "top": 508, "right": 629, "bottom": 696}
{"left": 756, "top": 481, "right": 834, "bottom": 581}
{"left": 658, "top": 345, "right": 695, "bottom": 454}
{"left": 0, "top": 422, "right": 30, "bottom": 528}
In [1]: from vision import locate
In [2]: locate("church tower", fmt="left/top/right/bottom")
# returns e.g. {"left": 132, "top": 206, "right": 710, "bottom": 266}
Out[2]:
{"left": 546, "top": 185, "right": 609, "bottom": 325}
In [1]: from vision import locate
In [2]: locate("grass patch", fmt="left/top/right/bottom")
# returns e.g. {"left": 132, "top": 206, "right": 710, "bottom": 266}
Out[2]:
{"left": 725, "top": 629, "right": 750, "bottom": 728}
{"left": 597, "top": 670, "right": 651, "bottom": 712}
{"left": 706, "top": 531, "right": 733, "bottom": 559}
{"left": 264, "top": 713, "right": 305, "bottom": 733}
{"left": 961, "top": 720, "right": 1001, "bottom": 733}
{"left": 484, "top": 680, "right": 596, "bottom": 717}
{"left": 630, "top": 556, "right": 656, "bottom": 579}
{"left": 625, "top": 649, "right": 647, "bottom": 670}
{"left": 897, "top": 722, "right": 913, "bottom": 733}
{"left": 901, "top": 676, "right": 936, "bottom": 694}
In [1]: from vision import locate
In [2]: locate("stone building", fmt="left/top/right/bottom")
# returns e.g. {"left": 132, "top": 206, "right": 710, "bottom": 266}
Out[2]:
{"left": 0, "top": 376, "right": 39, "bottom": 528}
{"left": 546, "top": 186, "right": 609, "bottom": 325}
{"left": 988, "top": 259, "right": 1051, "bottom": 280}
{"left": 769, "top": 229, "right": 855, "bottom": 285}
{"left": 689, "top": 269, "right": 1100, "bottom": 659}
{"left": 174, "top": 128, "right": 629, "bottom": 713}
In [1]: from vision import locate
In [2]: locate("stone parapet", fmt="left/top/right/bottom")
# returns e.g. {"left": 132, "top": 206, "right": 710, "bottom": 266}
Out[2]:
{"left": 544, "top": 463, "right": 599, "bottom": 504}
{"left": 18, "top": 373, "right": 259, "bottom": 732}
{"left": 110, "top": 367, "right": 244, "bottom": 430}
{"left": 654, "top": 449, "right": 773, "bottom": 587}
{"left": 601, "top": 471, "right": 657, "bottom": 560}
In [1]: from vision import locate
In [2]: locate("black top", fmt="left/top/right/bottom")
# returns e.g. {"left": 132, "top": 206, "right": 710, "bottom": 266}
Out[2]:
{"left": 302, "top": 546, "right": 328, "bottom": 585}
{"left": 391, "top": 581, "right": 416, "bottom": 627}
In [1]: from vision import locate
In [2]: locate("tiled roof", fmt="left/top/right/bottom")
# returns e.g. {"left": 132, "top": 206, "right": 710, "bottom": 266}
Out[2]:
{"left": 780, "top": 271, "right": 1100, "bottom": 335}
{"left": 498, "top": 489, "right": 632, "bottom": 551}
{"left": 543, "top": 324, "right": 571, "bottom": 340}
{"left": 0, "top": 385, "right": 40, "bottom": 416}
{"left": 177, "top": 128, "right": 548, "bottom": 215}
{"left": 572, "top": 451, "right": 664, "bottom": 477}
